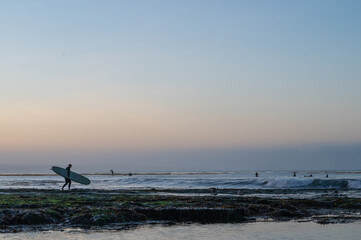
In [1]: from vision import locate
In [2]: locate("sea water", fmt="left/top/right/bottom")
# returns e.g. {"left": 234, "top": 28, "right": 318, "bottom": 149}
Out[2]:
{"left": 1, "top": 170, "right": 361, "bottom": 198}
{"left": 2, "top": 222, "right": 361, "bottom": 240}
{"left": 1, "top": 171, "right": 361, "bottom": 238}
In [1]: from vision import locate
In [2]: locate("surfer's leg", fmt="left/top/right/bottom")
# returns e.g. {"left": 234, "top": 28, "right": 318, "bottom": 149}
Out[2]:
{"left": 62, "top": 182, "right": 67, "bottom": 190}
{"left": 62, "top": 178, "right": 69, "bottom": 190}
{"left": 68, "top": 180, "right": 71, "bottom": 190}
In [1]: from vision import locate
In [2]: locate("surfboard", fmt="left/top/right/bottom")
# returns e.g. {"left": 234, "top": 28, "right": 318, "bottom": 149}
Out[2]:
{"left": 51, "top": 166, "right": 91, "bottom": 185}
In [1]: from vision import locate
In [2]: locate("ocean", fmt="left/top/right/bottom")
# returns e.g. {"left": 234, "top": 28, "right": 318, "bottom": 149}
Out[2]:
{"left": 1, "top": 170, "right": 361, "bottom": 239}
{"left": 1, "top": 170, "right": 361, "bottom": 197}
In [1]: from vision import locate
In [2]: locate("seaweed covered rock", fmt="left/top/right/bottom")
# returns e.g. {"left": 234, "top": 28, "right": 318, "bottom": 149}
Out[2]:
{"left": 21, "top": 211, "right": 51, "bottom": 225}
{"left": 118, "top": 209, "right": 147, "bottom": 222}
{"left": 0, "top": 209, "right": 21, "bottom": 225}
{"left": 135, "top": 208, "right": 248, "bottom": 223}
{"left": 0, "top": 189, "right": 359, "bottom": 232}
{"left": 69, "top": 213, "right": 92, "bottom": 225}
{"left": 272, "top": 208, "right": 306, "bottom": 218}
{"left": 91, "top": 214, "right": 111, "bottom": 226}
{"left": 45, "top": 209, "right": 62, "bottom": 221}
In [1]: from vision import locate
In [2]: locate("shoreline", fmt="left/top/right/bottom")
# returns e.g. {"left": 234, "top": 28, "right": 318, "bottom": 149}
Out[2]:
{"left": 1, "top": 189, "right": 361, "bottom": 233}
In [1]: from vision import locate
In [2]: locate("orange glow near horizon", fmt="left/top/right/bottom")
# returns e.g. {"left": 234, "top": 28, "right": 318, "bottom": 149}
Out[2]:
{"left": 1, "top": 97, "right": 361, "bottom": 152}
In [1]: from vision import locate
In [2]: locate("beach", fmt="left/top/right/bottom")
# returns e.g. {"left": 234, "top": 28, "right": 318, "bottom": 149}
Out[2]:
{"left": 1, "top": 171, "right": 361, "bottom": 237}
{"left": 2, "top": 0, "right": 361, "bottom": 238}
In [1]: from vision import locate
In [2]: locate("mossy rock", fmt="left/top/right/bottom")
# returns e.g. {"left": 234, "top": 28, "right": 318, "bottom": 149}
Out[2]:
{"left": 21, "top": 211, "right": 51, "bottom": 225}
{"left": 45, "top": 209, "right": 62, "bottom": 220}
{"left": 91, "top": 214, "right": 111, "bottom": 225}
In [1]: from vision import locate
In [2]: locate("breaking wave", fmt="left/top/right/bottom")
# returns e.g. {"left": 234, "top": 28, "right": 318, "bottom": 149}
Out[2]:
{"left": 347, "top": 180, "right": 361, "bottom": 189}
{"left": 264, "top": 179, "right": 313, "bottom": 188}
{"left": 110, "top": 177, "right": 361, "bottom": 190}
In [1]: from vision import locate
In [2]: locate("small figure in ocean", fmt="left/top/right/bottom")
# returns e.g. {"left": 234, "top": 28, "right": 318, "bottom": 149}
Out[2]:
{"left": 210, "top": 187, "right": 218, "bottom": 196}
{"left": 255, "top": 172, "right": 259, "bottom": 177}
{"left": 110, "top": 170, "right": 114, "bottom": 175}
{"left": 128, "top": 173, "right": 133, "bottom": 176}
{"left": 62, "top": 164, "right": 72, "bottom": 190}
{"left": 293, "top": 172, "right": 296, "bottom": 177}
{"left": 326, "top": 174, "right": 328, "bottom": 178}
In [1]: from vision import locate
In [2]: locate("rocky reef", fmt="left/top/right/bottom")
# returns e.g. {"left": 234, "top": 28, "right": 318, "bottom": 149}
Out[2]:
{"left": 0, "top": 189, "right": 360, "bottom": 232}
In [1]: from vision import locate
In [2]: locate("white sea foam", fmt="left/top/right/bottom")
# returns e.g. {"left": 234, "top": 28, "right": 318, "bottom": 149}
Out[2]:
{"left": 265, "top": 178, "right": 313, "bottom": 188}
{"left": 347, "top": 180, "right": 361, "bottom": 189}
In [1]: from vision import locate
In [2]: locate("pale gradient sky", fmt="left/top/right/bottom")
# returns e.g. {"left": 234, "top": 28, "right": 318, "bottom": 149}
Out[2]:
{"left": 1, "top": 1, "right": 361, "bottom": 172}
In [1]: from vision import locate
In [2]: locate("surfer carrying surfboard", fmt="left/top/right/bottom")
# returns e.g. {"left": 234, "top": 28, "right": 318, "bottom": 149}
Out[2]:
{"left": 62, "top": 164, "right": 72, "bottom": 190}
{"left": 52, "top": 165, "right": 90, "bottom": 187}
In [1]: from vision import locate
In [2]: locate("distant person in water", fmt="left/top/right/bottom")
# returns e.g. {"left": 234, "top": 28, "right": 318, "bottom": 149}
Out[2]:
{"left": 210, "top": 187, "right": 218, "bottom": 196}
{"left": 326, "top": 174, "right": 328, "bottom": 178}
{"left": 62, "top": 164, "right": 72, "bottom": 190}
{"left": 293, "top": 172, "right": 296, "bottom": 177}
{"left": 110, "top": 170, "right": 114, "bottom": 175}
{"left": 255, "top": 172, "right": 259, "bottom": 177}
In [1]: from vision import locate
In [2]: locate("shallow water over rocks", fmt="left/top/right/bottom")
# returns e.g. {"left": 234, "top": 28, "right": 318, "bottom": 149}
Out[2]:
{"left": 2, "top": 222, "right": 361, "bottom": 240}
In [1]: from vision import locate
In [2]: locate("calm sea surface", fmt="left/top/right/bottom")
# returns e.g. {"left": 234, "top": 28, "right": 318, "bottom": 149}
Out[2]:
{"left": 2, "top": 222, "right": 361, "bottom": 240}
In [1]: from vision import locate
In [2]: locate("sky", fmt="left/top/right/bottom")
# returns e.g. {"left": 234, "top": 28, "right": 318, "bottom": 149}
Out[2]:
{"left": 1, "top": 0, "right": 361, "bottom": 172}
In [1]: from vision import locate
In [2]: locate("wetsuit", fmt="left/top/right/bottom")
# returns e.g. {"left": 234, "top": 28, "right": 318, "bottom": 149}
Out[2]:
{"left": 62, "top": 166, "right": 72, "bottom": 190}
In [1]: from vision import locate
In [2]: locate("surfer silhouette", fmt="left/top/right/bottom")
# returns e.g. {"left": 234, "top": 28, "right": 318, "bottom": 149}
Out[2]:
{"left": 62, "top": 164, "right": 72, "bottom": 190}
{"left": 210, "top": 187, "right": 218, "bottom": 196}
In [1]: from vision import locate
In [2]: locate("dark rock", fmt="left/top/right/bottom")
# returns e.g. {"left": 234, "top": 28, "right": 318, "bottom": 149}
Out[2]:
{"left": 69, "top": 213, "right": 92, "bottom": 225}
{"left": 273, "top": 209, "right": 294, "bottom": 218}
{"left": 281, "top": 204, "right": 298, "bottom": 211}
{"left": 45, "top": 209, "right": 62, "bottom": 221}
{"left": 91, "top": 214, "right": 111, "bottom": 225}
{"left": 272, "top": 208, "right": 306, "bottom": 218}
{"left": 116, "top": 209, "right": 147, "bottom": 222}
{"left": 21, "top": 211, "right": 50, "bottom": 225}
{"left": 135, "top": 208, "right": 247, "bottom": 223}
{"left": 230, "top": 207, "right": 249, "bottom": 217}
{"left": 247, "top": 205, "right": 260, "bottom": 214}
{"left": 1, "top": 189, "right": 360, "bottom": 231}
{"left": 1, "top": 209, "right": 22, "bottom": 225}
{"left": 316, "top": 217, "right": 333, "bottom": 224}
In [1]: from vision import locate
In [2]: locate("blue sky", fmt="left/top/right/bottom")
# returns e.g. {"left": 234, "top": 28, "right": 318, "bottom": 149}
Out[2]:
{"left": 1, "top": 1, "right": 361, "bottom": 171}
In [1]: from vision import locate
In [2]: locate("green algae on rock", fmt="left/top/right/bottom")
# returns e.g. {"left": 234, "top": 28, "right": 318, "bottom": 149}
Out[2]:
{"left": 0, "top": 189, "right": 361, "bottom": 233}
